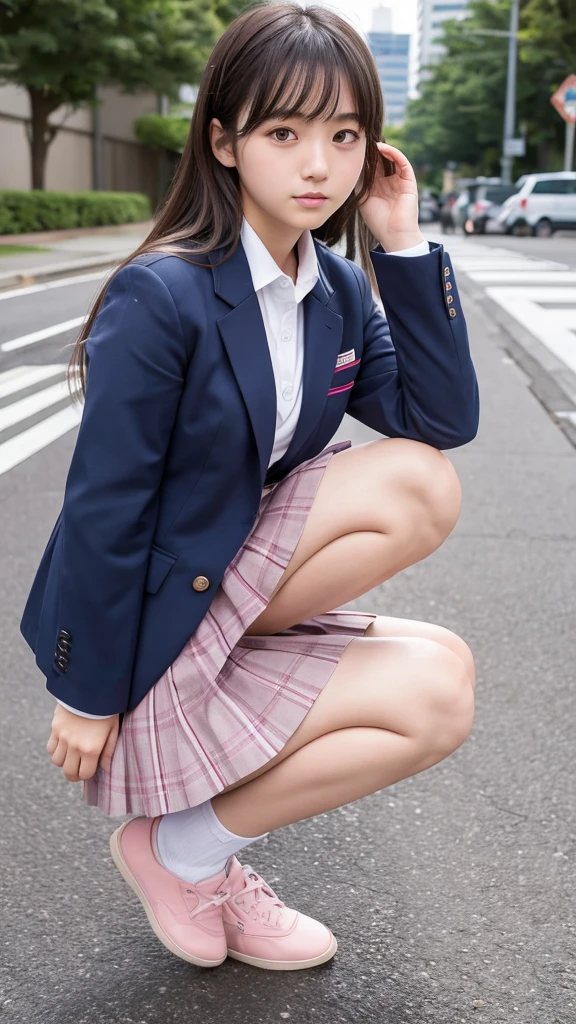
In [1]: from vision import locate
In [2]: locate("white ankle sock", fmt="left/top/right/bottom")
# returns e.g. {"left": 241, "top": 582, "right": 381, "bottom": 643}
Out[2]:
{"left": 155, "top": 798, "right": 269, "bottom": 884}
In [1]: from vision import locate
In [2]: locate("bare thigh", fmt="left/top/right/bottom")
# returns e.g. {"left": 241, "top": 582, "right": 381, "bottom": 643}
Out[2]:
{"left": 265, "top": 437, "right": 461, "bottom": 603}
{"left": 217, "top": 617, "right": 473, "bottom": 795}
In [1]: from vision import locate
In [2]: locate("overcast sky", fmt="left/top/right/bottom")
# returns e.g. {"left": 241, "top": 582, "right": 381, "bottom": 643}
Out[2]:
{"left": 312, "top": 0, "right": 418, "bottom": 37}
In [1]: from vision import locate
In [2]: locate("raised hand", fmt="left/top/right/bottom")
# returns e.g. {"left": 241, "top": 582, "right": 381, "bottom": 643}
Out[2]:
{"left": 357, "top": 141, "right": 425, "bottom": 252}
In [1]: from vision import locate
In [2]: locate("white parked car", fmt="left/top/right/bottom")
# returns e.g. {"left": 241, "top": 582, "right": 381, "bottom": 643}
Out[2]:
{"left": 496, "top": 171, "right": 576, "bottom": 237}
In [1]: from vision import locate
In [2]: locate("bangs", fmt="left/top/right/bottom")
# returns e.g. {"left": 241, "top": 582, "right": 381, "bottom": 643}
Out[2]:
{"left": 236, "top": 43, "right": 371, "bottom": 136}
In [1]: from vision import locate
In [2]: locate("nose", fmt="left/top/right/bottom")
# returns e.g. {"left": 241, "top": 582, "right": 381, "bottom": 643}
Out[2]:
{"left": 300, "top": 139, "right": 330, "bottom": 181}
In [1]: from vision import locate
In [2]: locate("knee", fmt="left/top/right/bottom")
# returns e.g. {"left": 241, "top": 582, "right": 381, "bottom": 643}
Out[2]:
{"left": 378, "top": 439, "right": 462, "bottom": 548}
{"left": 419, "top": 640, "right": 475, "bottom": 757}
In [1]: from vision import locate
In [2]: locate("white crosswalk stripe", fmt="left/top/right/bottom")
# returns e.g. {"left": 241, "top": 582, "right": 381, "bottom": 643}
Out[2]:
{"left": 0, "top": 364, "right": 82, "bottom": 476}
{"left": 445, "top": 237, "right": 576, "bottom": 377}
{"left": 1, "top": 316, "right": 86, "bottom": 353}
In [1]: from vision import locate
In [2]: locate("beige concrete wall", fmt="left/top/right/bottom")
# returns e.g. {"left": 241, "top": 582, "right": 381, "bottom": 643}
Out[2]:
{"left": 0, "top": 83, "right": 158, "bottom": 199}
{"left": 0, "top": 117, "right": 30, "bottom": 188}
{"left": 45, "top": 130, "right": 93, "bottom": 192}
{"left": 0, "top": 83, "right": 29, "bottom": 117}
{"left": 99, "top": 86, "right": 158, "bottom": 140}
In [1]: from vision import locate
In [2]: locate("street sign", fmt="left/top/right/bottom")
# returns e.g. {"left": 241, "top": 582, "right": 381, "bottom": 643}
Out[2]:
{"left": 550, "top": 74, "right": 576, "bottom": 123}
{"left": 504, "top": 137, "right": 525, "bottom": 157}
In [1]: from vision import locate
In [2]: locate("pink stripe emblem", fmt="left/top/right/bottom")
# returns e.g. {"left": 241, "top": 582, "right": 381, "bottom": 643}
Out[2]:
{"left": 327, "top": 381, "right": 354, "bottom": 396}
{"left": 334, "top": 358, "right": 361, "bottom": 373}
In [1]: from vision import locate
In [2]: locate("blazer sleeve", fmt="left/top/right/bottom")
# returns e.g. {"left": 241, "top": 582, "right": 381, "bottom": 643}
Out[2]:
{"left": 44, "top": 262, "right": 189, "bottom": 715}
{"left": 346, "top": 242, "right": 479, "bottom": 449}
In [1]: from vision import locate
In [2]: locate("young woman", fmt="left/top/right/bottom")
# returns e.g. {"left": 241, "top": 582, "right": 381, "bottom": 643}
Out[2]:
{"left": 20, "top": 1, "right": 479, "bottom": 973}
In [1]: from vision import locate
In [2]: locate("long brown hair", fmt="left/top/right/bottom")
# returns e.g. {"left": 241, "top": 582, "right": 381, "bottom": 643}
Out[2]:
{"left": 67, "top": 0, "right": 388, "bottom": 406}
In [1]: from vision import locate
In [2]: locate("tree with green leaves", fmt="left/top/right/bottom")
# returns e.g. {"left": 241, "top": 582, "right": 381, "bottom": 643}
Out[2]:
{"left": 0, "top": 0, "right": 235, "bottom": 189}
{"left": 402, "top": 0, "right": 576, "bottom": 181}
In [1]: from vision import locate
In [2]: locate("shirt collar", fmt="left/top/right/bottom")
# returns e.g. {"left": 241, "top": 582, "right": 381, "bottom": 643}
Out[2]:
{"left": 240, "top": 215, "right": 319, "bottom": 302}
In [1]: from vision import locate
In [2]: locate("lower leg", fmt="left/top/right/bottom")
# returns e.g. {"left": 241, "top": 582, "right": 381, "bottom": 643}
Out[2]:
{"left": 211, "top": 637, "right": 474, "bottom": 836}
{"left": 211, "top": 723, "right": 449, "bottom": 837}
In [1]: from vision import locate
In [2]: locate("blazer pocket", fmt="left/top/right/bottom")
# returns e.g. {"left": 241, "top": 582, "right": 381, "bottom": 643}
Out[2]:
{"left": 327, "top": 380, "right": 354, "bottom": 397}
{"left": 327, "top": 358, "right": 361, "bottom": 396}
{"left": 145, "top": 543, "right": 178, "bottom": 595}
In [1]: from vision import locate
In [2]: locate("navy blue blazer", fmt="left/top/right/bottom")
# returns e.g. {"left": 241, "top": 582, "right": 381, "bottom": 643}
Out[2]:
{"left": 20, "top": 236, "right": 479, "bottom": 716}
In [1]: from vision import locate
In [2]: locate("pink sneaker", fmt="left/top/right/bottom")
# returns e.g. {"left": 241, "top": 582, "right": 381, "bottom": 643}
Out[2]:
{"left": 222, "top": 857, "right": 338, "bottom": 970}
{"left": 109, "top": 816, "right": 232, "bottom": 968}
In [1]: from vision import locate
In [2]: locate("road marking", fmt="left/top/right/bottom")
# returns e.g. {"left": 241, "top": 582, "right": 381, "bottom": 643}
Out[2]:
{"left": 0, "top": 364, "right": 67, "bottom": 399}
{"left": 0, "top": 380, "right": 71, "bottom": 431}
{"left": 0, "top": 364, "right": 82, "bottom": 476}
{"left": 0, "top": 405, "right": 82, "bottom": 475}
{"left": 0, "top": 269, "right": 108, "bottom": 302}
{"left": 485, "top": 286, "right": 576, "bottom": 374}
{"left": 1, "top": 316, "right": 86, "bottom": 352}
{"left": 452, "top": 259, "right": 568, "bottom": 272}
{"left": 468, "top": 271, "right": 576, "bottom": 284}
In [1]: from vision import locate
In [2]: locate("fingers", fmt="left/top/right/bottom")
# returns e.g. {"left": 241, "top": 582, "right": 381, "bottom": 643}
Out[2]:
{"left": 62, "top": 747, "right": 82, "bottom": 782}
{"left": 47, "top": 735, "right": 67, "bottom": 766}
{"left": 46, "top": 730, "right": 59, "bottom": 756}
{"left": 99, "top": 721, "right": 119, "bottom": 774}
{"left": 49, "top": 736, "right": 99, "bottom": 781}
{"left": 376, "top": 142, "right": 414, "bottom": 178}
{"left": 46, "top": 712, "right": 119, "bottom": 783}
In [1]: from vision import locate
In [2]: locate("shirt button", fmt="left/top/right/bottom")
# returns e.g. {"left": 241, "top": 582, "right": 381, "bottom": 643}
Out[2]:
{"left": 279, "top": 278, "right": 290, "bottom": 288}
{"left": 282, "top": 385, "right": 293, "bottom": 401}
{"left": 281, "top": 330, "right": 292, "bottom": 342}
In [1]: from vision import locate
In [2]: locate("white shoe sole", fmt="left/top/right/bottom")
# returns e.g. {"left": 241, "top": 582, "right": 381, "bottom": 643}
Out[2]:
{"left": 226, "top": 932, "right": 338, "bottom": 970}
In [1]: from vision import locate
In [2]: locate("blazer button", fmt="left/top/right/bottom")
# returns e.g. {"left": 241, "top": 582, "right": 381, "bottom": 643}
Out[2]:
{"left": 59, "top": 629, "right": 72, "bottom": 641}
{"left": 192, "top": 575, "right": 210, "bottom": 592}
{"left": 449, "top": 308, "right": 457, "bottom": 318}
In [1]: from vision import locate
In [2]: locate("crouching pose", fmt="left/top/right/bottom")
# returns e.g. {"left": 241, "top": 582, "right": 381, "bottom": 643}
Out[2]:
{"left": 21, "top": 1, "right": 479, "bottom": 974}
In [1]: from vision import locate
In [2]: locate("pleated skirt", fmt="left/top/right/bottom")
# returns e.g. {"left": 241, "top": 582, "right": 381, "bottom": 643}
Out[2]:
{"left": 83, "top": 439, "right": 377, "bottom": 817}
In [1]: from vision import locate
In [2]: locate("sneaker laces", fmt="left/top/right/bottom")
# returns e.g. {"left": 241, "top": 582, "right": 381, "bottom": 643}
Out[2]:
{"left": 234, "top": 865, "right": 285, "bottom": 928}
{"left": 186, "top": 886, "right": 232, "bottom": 920}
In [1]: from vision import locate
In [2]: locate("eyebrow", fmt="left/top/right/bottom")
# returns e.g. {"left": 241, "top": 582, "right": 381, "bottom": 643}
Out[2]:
{"left": 265, "top": 111, "right": 361, "bottom": 124}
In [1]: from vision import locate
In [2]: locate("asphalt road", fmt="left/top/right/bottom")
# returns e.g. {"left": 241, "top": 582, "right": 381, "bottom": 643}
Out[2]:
{"left": 1, "top": 257, "right": 575, "bottom": 1023}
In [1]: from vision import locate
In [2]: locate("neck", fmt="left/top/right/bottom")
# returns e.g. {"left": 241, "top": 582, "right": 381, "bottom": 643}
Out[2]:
{"left": 242, "top": 199, "right": 302, "bottom": 281}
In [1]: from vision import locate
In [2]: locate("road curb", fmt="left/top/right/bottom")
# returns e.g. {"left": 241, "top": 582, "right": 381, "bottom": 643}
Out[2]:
{"left": 459, "top": 274, "right": 576, "bottom": 450}
{"left": 0, "top": 251, "right": 131, "bottom": 291}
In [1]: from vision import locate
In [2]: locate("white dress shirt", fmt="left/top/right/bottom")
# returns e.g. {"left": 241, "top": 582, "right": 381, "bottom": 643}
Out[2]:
{"left": 57, "top": 223, "right": 429, "bottom": 719}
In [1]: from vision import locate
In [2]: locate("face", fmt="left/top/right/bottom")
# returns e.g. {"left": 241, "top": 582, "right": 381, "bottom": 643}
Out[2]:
{"left": 209, "top": 76, "right": 367, "bottom": 250}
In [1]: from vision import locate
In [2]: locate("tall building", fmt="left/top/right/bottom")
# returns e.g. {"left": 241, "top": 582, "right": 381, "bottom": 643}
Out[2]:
{"left": 417, "top": 0, "right": 470, "bottom": 86}
{"left": 367, "top": 5, "right": 411, "bottom": 127}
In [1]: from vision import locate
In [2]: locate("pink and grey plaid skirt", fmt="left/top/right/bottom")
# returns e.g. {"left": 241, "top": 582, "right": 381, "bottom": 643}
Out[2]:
{"left": 83, "top": 439, "right": 377, "bottom": 818}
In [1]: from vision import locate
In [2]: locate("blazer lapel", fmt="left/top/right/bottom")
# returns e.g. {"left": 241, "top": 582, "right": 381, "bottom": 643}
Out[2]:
{"left": 212, "top": 242, "right": 276, "bottom": 483}
{"left": 210, "top": 237, "right": 343, "bottom": 486}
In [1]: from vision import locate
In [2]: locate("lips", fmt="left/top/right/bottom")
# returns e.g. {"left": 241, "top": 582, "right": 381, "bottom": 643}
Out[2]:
{"left": 296, "top": 194, "right": 327, "bottom": 199}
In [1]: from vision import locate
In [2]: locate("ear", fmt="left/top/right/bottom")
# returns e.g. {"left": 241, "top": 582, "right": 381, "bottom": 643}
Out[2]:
{"left": 209, "top": 118, "right": 237, "bottom": 169}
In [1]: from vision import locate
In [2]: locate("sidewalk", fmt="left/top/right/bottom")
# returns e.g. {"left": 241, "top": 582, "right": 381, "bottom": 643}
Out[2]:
{"left": 0, "top": 221, "right": 153, "bottom": 288}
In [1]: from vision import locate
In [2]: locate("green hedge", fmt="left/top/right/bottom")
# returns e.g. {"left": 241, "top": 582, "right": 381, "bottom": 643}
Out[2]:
{"left": 134, "top": 113, "right": 190, "bottom": 153}
{"left": 0, "top": 190, "right": 152, "bottom": 235}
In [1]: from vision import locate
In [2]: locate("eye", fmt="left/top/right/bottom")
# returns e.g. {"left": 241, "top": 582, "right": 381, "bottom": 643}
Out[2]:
{"left": 268, "top": 127, "right": 360, "bottom": 144}
{"left": 334, "top": 130, "right": 360, "bottom": 144}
